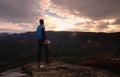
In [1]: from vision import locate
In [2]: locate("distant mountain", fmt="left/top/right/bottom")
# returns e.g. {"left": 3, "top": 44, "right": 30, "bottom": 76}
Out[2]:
{"left": 1, "top": 31, "right": 120, "bottom": 44}
{"left": 0, "top": 31, "right": 120, "bottom": 72}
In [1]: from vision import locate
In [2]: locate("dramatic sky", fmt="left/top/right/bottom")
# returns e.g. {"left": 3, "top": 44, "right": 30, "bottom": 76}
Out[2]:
{"left": 0, "top": 0, "right": 120, "bottom": 33}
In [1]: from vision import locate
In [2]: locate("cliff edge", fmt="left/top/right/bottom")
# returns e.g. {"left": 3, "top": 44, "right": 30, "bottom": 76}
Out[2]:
{"left": 0, "top": 61, "right": 119, "bottom": 77}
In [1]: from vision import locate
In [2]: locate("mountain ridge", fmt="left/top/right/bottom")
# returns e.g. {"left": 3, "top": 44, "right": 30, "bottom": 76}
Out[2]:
{"left": 0, "top": 31, "right": 120, "bottom": 73}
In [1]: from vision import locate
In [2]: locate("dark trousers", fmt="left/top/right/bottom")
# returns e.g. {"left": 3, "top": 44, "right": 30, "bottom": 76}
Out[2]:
{"left": 37, "top": 39, "right": 49, "bottom": 63}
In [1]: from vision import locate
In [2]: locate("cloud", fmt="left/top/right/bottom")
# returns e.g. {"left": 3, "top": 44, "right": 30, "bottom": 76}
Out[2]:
{"left": 113, "top": 19, "right": 120, "bottom": 25}
{"left": 95, "top": 22, "right": 110, "bottom": 32}
{"left": 97, "top": 22, "right": 109, "bottom": 30}
{"left": 50, "top": 0, "right": 120, "bottom": 20}
{"left": 40, "top": 0, "right": 120, "bottom": 32}
{"left": 0, "top": 0, "right": 41, "bottom": 23}
{"left": 0, "top": 21, "right": 34, "bottom": 33}
{"left": 0, "top": 0, "right": 43, "bottom": 33}
{"left": 74, "top": 19, "right": 119, "bottom": 32}
{"left": 0, "top": 0, "right": 120, "bottom": 33}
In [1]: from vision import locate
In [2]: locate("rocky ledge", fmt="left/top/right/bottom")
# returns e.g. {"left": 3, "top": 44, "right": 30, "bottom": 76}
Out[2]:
{"left": 0, "top": 61, "right": 119, "bottom": 77}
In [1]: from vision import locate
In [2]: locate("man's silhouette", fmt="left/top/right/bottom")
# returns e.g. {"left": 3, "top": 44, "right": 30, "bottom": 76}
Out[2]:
{"left": 36, "top": 19, "right": 49, "bottom": 67}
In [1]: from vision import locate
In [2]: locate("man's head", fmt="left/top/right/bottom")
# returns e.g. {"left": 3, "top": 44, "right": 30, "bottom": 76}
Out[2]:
{"left": 39, "top": 19, "right": 44, "bottom": 25}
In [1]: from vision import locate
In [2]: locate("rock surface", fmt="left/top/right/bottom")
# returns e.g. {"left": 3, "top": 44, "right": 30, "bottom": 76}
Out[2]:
{"left": 0, "top": 61, "right": 119, "bottom": 77}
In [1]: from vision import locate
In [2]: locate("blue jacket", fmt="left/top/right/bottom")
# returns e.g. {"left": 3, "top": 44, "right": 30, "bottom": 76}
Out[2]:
{"left": 36, "top": 24, "right": 46, "bottom": 40}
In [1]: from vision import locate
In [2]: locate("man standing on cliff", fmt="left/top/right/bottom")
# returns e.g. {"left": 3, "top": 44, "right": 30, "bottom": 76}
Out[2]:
{"left": 36, "top": 19, "right": 49, "bottom": 67}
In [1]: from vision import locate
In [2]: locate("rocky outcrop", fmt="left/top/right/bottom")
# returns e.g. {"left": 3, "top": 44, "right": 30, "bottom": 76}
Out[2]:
{"left": 0, "top": 61, "right": 119, "bottom": 77}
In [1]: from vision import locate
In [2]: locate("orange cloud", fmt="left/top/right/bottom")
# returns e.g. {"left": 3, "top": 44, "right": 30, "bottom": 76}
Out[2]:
{"left": 0, "top": 0, "right": 120, "bottom": 33}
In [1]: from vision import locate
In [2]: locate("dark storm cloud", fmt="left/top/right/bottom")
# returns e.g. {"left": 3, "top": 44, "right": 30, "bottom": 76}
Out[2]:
{"left": 74, "top": 22, "right": 84, "bottom": 26}
{"left": 0, "top": 0, "right": 41, "bottom": 23}
{"left": 113, "top": 19, "right": 120, "bottom": 25}
{"left": 97, "top": 22, "right": 110, "bottom": 30}
{"left": 51, "top": 0, "right": 120, "bottom": 20}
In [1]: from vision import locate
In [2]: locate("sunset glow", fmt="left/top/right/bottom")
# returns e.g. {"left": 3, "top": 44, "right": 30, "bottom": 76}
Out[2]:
{"left": 0, "top": 0, "right": 120, "bottom": 33}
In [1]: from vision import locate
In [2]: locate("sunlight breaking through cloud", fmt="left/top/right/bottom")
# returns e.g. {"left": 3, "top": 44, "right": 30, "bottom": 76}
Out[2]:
{"left": 0, "top": 0, "right": 120, "bottom": 33}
